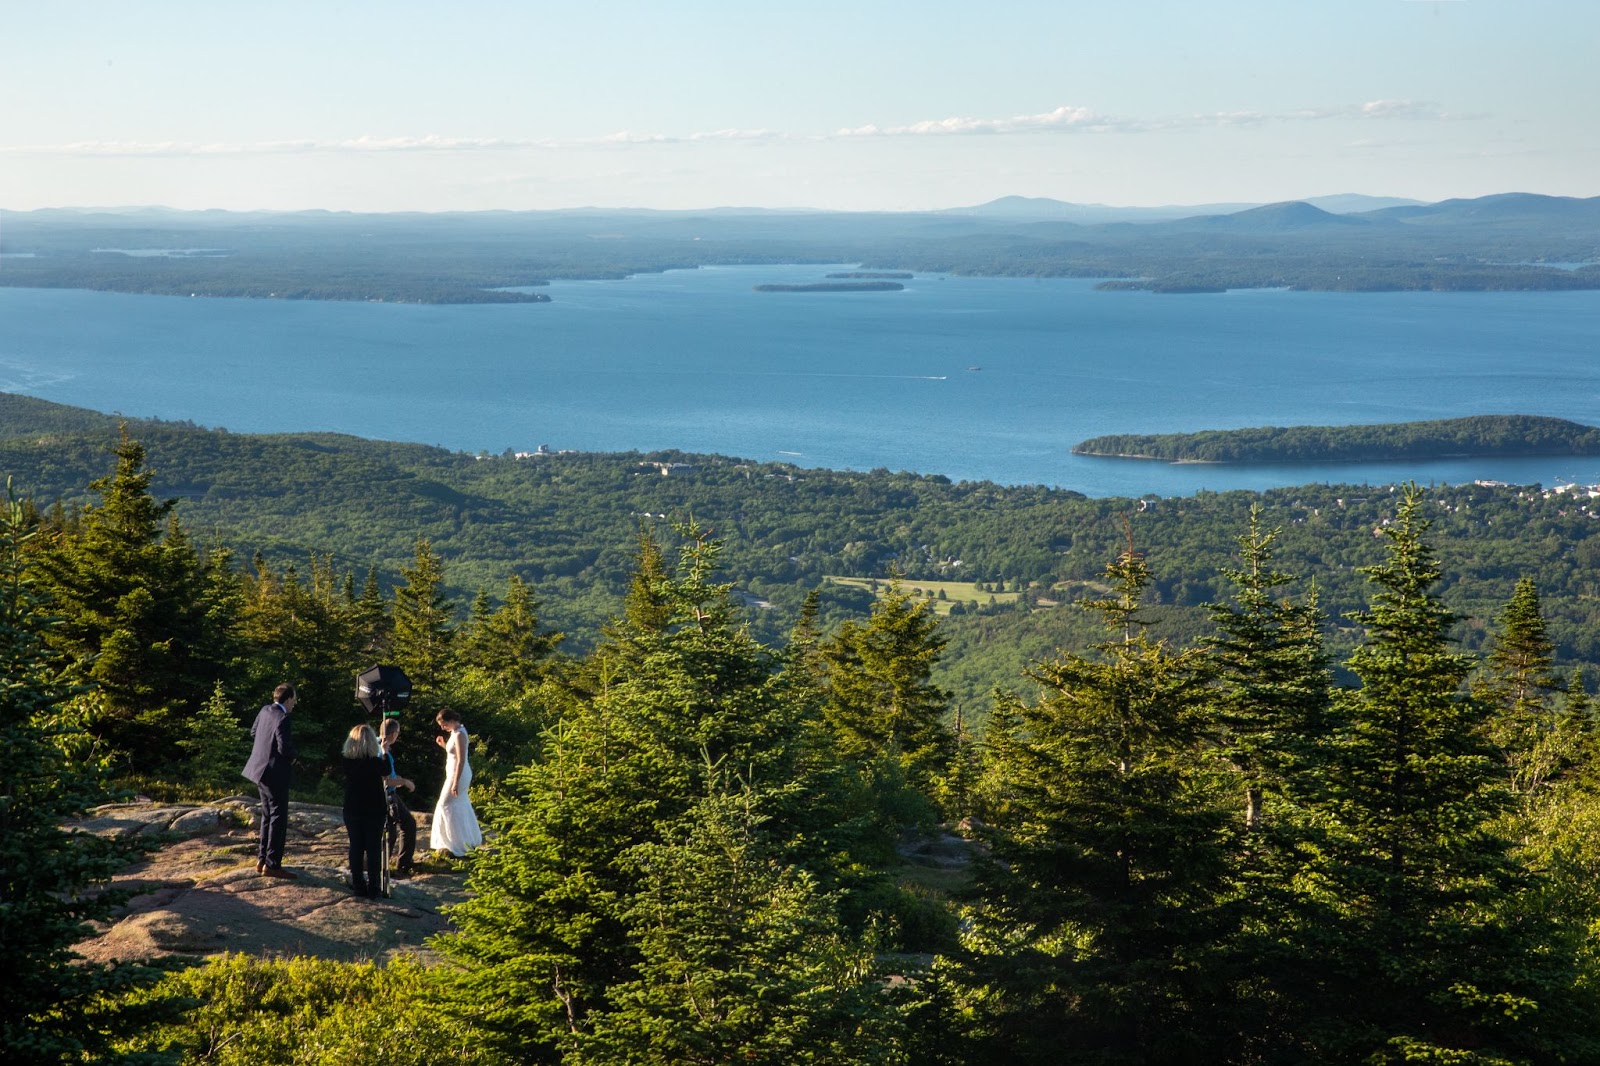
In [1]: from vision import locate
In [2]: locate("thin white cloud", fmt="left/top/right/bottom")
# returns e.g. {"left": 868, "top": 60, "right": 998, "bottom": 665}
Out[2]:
{"left": 687, "top": 128, "right": 781, "bottom": 142}
{"left": 0, "top": 135, "right": 555, "bottom": 157}
{"left": 1286, "top": 99, "right": 1466, "bottom": 122}
{"left": 596, "top": 127, "right": 779, "bottom": 145}
{"left": 0, "top": 100, "right": 1476, "bottom": 157}
{"left": 837, "top": 105, "right": 1121, "bottom": 138}
{"left": 834, "top": 99, "right": 1470, "bottom": 138}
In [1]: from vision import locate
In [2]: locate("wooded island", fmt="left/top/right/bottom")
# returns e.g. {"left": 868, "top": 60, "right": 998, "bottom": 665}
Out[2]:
{"left": 1073, "top": 414, "right": 1600, "bottom": 463}
{"left": 754, "top": 281, "right": 905, "bottom": 292}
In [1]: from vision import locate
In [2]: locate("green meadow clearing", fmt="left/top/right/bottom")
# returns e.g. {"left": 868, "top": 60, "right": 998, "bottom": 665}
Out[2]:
{"left": 824, "top": 576, "right": 1119, "bottom": 615}
{"left": 825, "top": 575, "right": 1024, "bottom": 615}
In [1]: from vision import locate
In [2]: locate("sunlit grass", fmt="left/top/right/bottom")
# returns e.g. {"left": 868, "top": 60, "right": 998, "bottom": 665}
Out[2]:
{"left": 824, "top": 575, "right": 1022, "bottom": 615}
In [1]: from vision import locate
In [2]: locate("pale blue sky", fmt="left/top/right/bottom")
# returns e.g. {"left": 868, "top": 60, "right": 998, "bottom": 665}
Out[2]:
{"left": 2, "top": 1, "right": 1593, "bottom": 211}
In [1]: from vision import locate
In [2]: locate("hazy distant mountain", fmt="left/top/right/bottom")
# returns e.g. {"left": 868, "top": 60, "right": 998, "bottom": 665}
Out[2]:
{"left": 949, "top": 193, "right": 1424, "bottom": 224}
{"left": 1300, "top": 194, "right": 1425, "bottom": 214}
{"left": 1171, "top": 201, "right": 1375, "bottom": 232}
{"left": 1360, "top": 192, "right": 1600, "bottom": 227}
{"left": 948, "top": 196, "right": 1253, "bottom": 223}
{"left": 4, "top": 191, "right": 1594, "bottom": 302}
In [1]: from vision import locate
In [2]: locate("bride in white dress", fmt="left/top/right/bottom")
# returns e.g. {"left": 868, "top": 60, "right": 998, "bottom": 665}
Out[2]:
{"left": 431, "top": 708, "right": 483, "bottom": 857}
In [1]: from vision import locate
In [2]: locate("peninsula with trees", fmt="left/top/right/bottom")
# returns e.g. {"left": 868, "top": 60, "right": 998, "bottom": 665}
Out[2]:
{"left": 1073, "top": 414, "right": 1600, "bottom": 464}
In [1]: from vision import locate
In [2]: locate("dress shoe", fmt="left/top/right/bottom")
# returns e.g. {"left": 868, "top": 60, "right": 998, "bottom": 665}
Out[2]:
{"left": 256, "top": 860, "right": 266, "bottom": 874}
{"left": 262, "top": 866, "right": 299, "bottom": 880}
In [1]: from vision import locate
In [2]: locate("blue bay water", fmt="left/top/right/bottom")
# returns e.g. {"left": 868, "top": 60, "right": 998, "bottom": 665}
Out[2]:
{"left": 2, "top": 265, "right": 1599, "bottom": 497}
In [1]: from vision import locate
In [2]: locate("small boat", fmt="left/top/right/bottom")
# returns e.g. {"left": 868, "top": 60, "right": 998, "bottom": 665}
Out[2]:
{"left": 967, "top": 366, "right": 983, "bottom": 372}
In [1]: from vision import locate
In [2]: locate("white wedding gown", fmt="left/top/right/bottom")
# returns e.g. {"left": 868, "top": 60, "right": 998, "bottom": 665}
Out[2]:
{"left": 431, "top": 726, "right": 483, "bottom": 856}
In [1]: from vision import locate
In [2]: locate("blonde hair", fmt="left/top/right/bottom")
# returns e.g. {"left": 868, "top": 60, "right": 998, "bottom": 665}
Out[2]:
{"left": 343, "top": 723, "right": 381, "bottom": 759}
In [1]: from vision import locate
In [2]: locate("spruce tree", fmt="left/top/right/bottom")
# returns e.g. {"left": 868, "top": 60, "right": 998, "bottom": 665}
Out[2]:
{"left": 1311, "top": 486, "right": 1598, "bottom": 1062}
{"left": 35, "top": 430, "right": 226, "bottom": 765}
{"left": 391, "top": 537, "right": 457, "bottom": 695}
{"left": 0, "top": 482, "right": 161, "bottom": 1059}
{"left": 448, "top": 576, "right": 566, "bottom": 775}
{"left": 1475, "top": 576, "right": 1572, "bottom": 794}
{"left": 618, "top": 532, "right": 673, "bottom": 638}
{"left": 822, "top": 580, "right": 953, "bottom": 802}
{"left": 237, "top": 554, "right": 369, "bottom": 777}
{"left": 574, "top": 778, "right": 905, "bottom": 1066}
{"left": 457, "top": 575, "right": 563, "bottom": 691}
{"left": 179, "top": 682, "right": 250, "bottom": 793}
{"left": 1203, "top": 508, "right": 1334, "bottom": 1059}
{"left": 951, "top": 541, "right": 1234, "bottom": 1064}
{"left": 1205, "top": 506, "right": 1331, "bottom": 832}
{"left": 1559, "top": 669, "right": 1598, "bottom": 784}
{"left": 353, "top": 566, "right": 391, "bottom": 661}
{"left": 437, "top": 529, "right": 897, "bottom": 1063}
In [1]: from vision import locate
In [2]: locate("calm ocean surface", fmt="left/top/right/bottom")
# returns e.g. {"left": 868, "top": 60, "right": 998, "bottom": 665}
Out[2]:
{"left": 3, "top": 265, "right": 1599, "bottom": 497}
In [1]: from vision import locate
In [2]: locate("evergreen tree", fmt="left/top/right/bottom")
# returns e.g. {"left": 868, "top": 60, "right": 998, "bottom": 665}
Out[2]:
{"left": 938, "top": 703, "right": 981, "bottom": 819}
{"left": 623, "top": 531, "right": 673, "bottom": 634}
{"left": 457, "top": 575, "right": 563, "bottom": 691}
{"left": 1475, "top": 577, "right": 1572, "bottom": 794}
{"left": 35, "top": 431, "right": 227, "bottom": 765}
{"left": 574, "top": 777, "right": 905, "bottom": 1066}
{"left": 179, "top": 682, "right": 250, "bottom": 794}
{"left": 437, "top": 528, "right": 894, "bottom": 1063}
{"left": 445, "top": 576, "right": 566, "bottom": 777}
{"left": 950, "top": 541, "right": 1234, "bottom": 1064}
{"left": 782, "top": 588, "right": 827, "bottom": 697}
{"left": 353, "top": 566, "right": 391, "bottom": 661}
{"left": 1311, "top": 486, "right": 1598, "bottom": 1062}
{"left": 463, "top": 586, "right": 495, "bottom": 662}
{"left": 0, "top": 482, "right": 162, "bottom": 1060}
{"left": 822, "top": 580, "right": 953, "bottom": 801}
{"left": 1203, "top": 509, "right": 1335, "bottom": 1060}
{"left": 1205, "top": 507, "right": 1331, "bottom": 832}
{"left": 1559, "top": 668, "right": 1599, "bottom": 784}
{"left": 237, "top": 554, "right": 368, "bottom": 778}
{"left": 391, "top": 537, "right": 457, "bottom": 695}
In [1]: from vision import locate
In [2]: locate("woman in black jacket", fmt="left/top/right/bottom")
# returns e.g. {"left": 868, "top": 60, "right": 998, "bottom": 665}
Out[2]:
{"left": 341, "top": 723, "right": 389, "bottom": 897}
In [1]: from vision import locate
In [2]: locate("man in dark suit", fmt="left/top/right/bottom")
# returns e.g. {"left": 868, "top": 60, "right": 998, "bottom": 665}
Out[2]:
{"left": 243, "top": 683, "right": 299, "bottom": 878}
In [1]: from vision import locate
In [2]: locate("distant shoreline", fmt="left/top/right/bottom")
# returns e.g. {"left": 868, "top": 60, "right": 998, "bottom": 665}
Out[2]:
{"left": 4, "top": 193, "right": 1599, "bottom": 303}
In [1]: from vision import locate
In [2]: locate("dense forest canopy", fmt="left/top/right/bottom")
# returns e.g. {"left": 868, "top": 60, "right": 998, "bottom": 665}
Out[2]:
{"left": 12, "top": 416, "right": 1600, "bottom": 1061}
{"left": 1075, "top": 414, "right": 1600, "bottom": 463}
{"left": 1, "top": 192, "right": 1597, "bottom": 302}
{"left": 8, "top": 392, "right": 1600, "bottom": 714}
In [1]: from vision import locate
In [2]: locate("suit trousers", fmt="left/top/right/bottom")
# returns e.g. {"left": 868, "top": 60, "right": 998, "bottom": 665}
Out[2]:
{"left": 387, "top": 793, "right": 417, "bottom": 871}
{"left": 345, "top": 808, "right": 385, "bottom": 897}
{"left": 256, "top": 779, "right": 290, "bottom": 868}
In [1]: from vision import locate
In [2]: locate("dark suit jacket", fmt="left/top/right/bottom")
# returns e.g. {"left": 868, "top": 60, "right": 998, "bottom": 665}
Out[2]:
{"left": 242, "top": 702, "right": 296, "bottom": 787}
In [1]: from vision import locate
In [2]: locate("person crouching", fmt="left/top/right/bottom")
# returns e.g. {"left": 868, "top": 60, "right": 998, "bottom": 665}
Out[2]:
{"left": 341, "top": 724, "right": 388, "bottom": 898}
